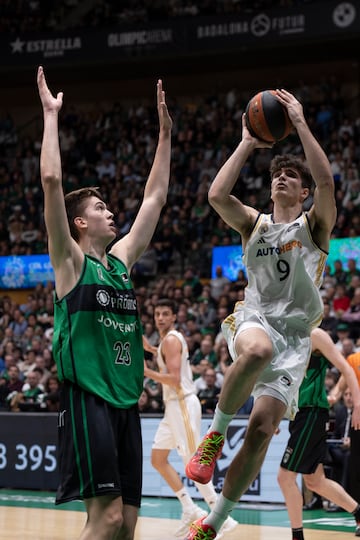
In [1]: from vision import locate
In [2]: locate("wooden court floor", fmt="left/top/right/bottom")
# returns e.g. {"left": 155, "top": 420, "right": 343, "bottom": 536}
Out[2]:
{"left": 0, "top": 490, "right": 356, "bottom": 539}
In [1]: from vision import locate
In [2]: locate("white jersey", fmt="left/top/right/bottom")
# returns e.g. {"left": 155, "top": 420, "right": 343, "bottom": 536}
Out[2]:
{"left": 243, "top": 212, "right": 327, "bottom": 330}
{"left": 157, "top": 329, "right": 195, "bottom": 402}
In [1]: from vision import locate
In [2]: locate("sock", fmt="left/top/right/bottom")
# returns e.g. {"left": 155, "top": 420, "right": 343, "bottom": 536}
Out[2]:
{"left": 204, "top": 493, "right": 235, "bottom": 531}
{"left": 175, "top": 487, "right": 196, "bottom": 513}
{"left": 195, "top": 481, "right": 217, "bottom": 509}
{"left": 292, "top": 527, "right": 304, "bottom": 540}
{"left": 352, "top": 503, "right": 360, "bottom": 524}
{"left": 208, "top": 404, "right": 234, "bottom": 435}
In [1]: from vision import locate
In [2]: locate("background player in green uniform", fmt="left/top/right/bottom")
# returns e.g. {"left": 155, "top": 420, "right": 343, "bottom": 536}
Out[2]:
{"left": 278, "top": 327, "right": 360, "bottom": 539}
{"left": 37, "top": 66, "right": 172, "bottom": 540}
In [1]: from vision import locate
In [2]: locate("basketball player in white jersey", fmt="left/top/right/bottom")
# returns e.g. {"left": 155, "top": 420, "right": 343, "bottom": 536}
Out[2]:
{"left": 185, "top": 89, "right": 337, "bottom": 539}
{"left": 143, "top": 299, "right": 237, "bottom": 538}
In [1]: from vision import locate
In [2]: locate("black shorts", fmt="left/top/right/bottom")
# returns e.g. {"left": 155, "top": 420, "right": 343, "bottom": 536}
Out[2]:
{"left": 55, "top": 381, "right": 142, "bottom": 507}
{"left": 280, "top": 407, "right": 329, "bottom": 474}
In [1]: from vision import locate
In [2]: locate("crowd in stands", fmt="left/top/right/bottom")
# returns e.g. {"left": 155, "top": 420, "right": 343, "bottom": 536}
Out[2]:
{"left": 1, "top": 75, "right": 360, "bottom": 273}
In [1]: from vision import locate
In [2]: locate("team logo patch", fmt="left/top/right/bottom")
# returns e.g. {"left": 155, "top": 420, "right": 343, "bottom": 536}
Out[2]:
{"left": 282, "top": 447, "right": 292, "bottom": 464}
{"left": 259, "top": 224, "right": 268, "bottom": 234}
{"left": 286, "top": 223, "right": 300, "bottom": 233}
{"left": 121, "top": 272, "right": 129, "bottom": 283}
{"left": 96, "top": 289, "right": 110, "bottom": 307}
{"left": 280, "top": 375, "right": 292, "bottom": 387}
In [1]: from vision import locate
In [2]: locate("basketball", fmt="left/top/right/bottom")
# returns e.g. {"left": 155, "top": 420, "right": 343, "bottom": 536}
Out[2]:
{"left": 245, "top": 90, "right": 292, "bottom": 143}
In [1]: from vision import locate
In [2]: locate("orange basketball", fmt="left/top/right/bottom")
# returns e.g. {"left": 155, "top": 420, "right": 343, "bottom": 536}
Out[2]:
{"left": 245, "top": 90, "right": 292, "bottom": 143}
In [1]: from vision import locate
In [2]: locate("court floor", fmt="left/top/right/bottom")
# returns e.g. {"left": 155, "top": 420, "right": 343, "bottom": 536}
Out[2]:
{"left": 0, "top": 489, "right": 356, "bottom": 539}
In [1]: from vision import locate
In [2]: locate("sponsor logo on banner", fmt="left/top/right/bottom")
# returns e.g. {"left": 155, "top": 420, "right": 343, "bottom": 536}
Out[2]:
{"left": 10, "top": 36, "right": 82, "bottom": 58}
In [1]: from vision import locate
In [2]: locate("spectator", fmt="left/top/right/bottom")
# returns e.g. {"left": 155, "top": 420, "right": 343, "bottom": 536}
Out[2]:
{"left": 233, "top": 269, "right": 248, "bottom": 289}
{"left": 190, "top": 334, "right": 218, "bottom": 377}
{"left": 182, "top": 267, "right": 203, "bottom": 298}
{"left": 194, "top": 297, "right": 217, "bottom": 332}
{"left": 143, "top": 321, "right": 159, "bottom": 348}
{"left": 30, "top": 354, "right": 52, "bottom": 386}
{"left": 325, "top": 368, "right": 340, "bottom": 394}
{"left": 10, "top": 368, "right": 44, "bottom": 412}
{"left": 346, "top": 259, "right": 360, "bottom": 283}
{"left": 197, "top": 367, "right": 222, "bottom": 414}
{"left": 18, "top": 348, "right": 37, "bottom": 376}
{"left": 319, "top": 301, "right": 338, "bottom": 339}
{"left": 138, "top": 388, "right": 154, "bottom": 413}
{"left": 195, "top": 363, "right": 223, "bottom": 392}
{"left": 8, "top": 308, "right": 28, "bottom": 343}
{"left": 1, "top": 352, "right": 17, "bottom": 378}
{"left": 341, "top": 338, "right": 357, "bottom": 358}
{"left": 331, "top": 259, "right": 348, "bottom": 285}
{"left": 347, "top": 275, "right": 360, "bottom": 299}
{"left": 43, "top": 375, "right": 61, "bottom": 412}
{"left": 332, "top": 283, "right": 351, "bottom": 318}
{"left": 0, "top": 365, "right": 23, "bottom": 409}
{"left": 143, "top": 369, "right": 164, "bottom": 414}
{"left": 216, "top": 341, "right": 233, "bottom": 376}
{"left": 210, "top": 265, "right": 231, "bottom": 302}
{"left": 341, "top": 287, "right": 360, "bottom": 339}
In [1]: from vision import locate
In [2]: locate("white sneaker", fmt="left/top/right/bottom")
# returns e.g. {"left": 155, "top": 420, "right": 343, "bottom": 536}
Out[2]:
{"left": 174, "top": 505, "right": 207, "bottom": 537}
{"left": 217, "top": 516, "right": 238, "bottom": 538}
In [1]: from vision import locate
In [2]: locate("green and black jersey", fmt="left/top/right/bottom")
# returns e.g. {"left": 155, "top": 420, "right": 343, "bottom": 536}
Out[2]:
{"left": 298, "top": 351, "right": 330, "bottom": 409}
{"left": 53, "top": 254, "right": 143, "bottom": 408}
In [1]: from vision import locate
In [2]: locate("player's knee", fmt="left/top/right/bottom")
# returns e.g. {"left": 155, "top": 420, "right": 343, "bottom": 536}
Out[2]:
{"left": 239, "top": 341, "right": 272, "bottom": 372}
{"left": 102, "top": 504, "right": 124, "bottom": 534}
{"left": 303, "top": 475, "right": 318, "bottom": 492}
{"left": 151, "top": 452, "right": 164, "bottom": 472}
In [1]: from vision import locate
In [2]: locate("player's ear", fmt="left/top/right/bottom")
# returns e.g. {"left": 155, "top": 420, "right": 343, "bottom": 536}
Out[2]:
{"left": 74, "top": 216, "right": 87, "bottom": 230}
{"left": 300, "top": 187, "right": 309, "bottom": 202}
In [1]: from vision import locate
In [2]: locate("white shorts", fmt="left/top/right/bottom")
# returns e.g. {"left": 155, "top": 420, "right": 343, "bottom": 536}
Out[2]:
{"left": 152, "top": 393, "right": 201, "bottom": 461}
{"left": 222, "top": 305, "right": 311, "bottom": 420}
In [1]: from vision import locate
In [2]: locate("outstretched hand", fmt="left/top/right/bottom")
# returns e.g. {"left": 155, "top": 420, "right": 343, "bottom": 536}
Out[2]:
{"left": 157, "top": 79, "right": 172, "bottom": 133}
{"left": 37, "top": 66, "right": 63, "bottom": 114}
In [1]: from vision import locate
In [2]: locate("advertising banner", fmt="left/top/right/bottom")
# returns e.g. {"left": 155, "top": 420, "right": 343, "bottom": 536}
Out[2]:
{"left": 0, "top": 2, "right": 358, "bottom": 69}
{"left": 0, "top": 413, "right": 290, "bottom": 502}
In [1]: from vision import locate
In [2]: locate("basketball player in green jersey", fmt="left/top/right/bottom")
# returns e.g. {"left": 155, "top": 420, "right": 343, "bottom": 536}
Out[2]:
{"left": 37, "top": 66, "right": 172, "bottom": 540}
{"left": 185, "top": 89, "right": 337, "bottom": 539}
{"left": 278, "top": 327, "right": 360, "bottom": 539}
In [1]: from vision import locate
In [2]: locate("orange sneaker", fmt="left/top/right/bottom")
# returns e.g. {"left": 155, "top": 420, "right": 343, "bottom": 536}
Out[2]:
{"left": 185, "top": 517, "right": 217, "bottom": 540}
{"left": 185, "top": 431, "right": 224, "bottom": 484}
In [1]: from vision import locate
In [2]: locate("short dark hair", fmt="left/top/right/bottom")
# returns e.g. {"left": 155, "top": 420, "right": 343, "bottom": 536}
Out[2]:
{"left": 270, "top": 154, "right": 313, "bottom": 191}
{"left": 64, "top": 187, "right": 105, "bottom": 242}
{"left": 154, "top": 298, "right": 177, "bottom": 314}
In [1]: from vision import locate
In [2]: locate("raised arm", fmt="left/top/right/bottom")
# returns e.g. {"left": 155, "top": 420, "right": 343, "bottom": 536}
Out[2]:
{"left": 276, "top": 89, "right": 336, "bottom": 251}
{"left": 37, "top": 66, "right": 83, "bottom": 296}
{"left": 110, "top": 79, "right": 172, "bottom": 269}
{"left": 208, "top": 115, "right": 271, "bottom": 239}
{"left": 311, "top": 328, "right": 360, "bottom": 429}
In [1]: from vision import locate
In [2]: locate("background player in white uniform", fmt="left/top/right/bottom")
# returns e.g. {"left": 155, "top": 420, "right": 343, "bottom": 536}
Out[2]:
{"left": 185, "top": 89, "right": 337, "bottom": 540}
{"left": 143, "top": 299, "right": 237, "bottom": 538}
